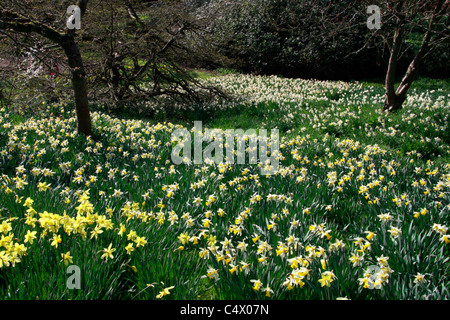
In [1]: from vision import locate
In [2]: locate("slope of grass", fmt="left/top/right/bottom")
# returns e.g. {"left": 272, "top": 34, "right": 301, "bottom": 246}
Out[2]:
{"left": 0, "top": 74, "right": 449, "bottom": 300}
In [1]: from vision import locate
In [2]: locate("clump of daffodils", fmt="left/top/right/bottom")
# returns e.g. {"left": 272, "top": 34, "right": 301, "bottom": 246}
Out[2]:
{"left": 358, "top": 256, "right": 393, "bottom": 290}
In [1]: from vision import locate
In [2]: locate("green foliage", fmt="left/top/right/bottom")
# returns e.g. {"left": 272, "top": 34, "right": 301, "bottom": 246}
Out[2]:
{"left": 195, "top": 0, "right": 450, "bottom": 80}
{"left": 202, "top": 0, "right": 381, "bottom": 79}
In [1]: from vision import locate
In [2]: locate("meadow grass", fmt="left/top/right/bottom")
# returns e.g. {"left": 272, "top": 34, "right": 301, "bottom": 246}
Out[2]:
{"left": 0, "top": 73, "right": 449, "bottom": 300}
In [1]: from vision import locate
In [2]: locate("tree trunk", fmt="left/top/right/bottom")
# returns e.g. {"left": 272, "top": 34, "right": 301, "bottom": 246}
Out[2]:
{"left": 0, "top": 89, "right": 4, "bottom": 109}
{"left": 383, "top": 26, "right": 405, "bottom": 113}
{"left": 0, "top": 2, "right": 93, "bottom": 136}
{"left": 383, "top": 1, "right": 441, "bottom": 113}
{"left": 61, "top": 35, "right": 93, "bottom": 137}
{"left": 383, "top": 29, "right": 432, "bottom": 113}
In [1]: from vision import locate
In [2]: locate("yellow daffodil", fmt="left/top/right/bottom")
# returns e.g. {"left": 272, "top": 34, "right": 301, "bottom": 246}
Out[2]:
{"left": 318, "top": 271, "right": 335, "bottom": 287}
{"left": 61, "top": 251, "right": 73, "bottom": 266}
{"left": 250, "top": 279, "right": 262, "bottom": 291}
{"left": 50, "top": 234, "right": 62, "bottom": 248}
{"left": 156, "top": 286, "right": 175, "bottom": 299}
{"left": 101, "top": 243, "right": 116, "bottom": 260}
{"left": 24, "top": 230, "right": 37, "bottom": 244}
{"left": 125, "top": 243, "right": 135, "bottom": 255}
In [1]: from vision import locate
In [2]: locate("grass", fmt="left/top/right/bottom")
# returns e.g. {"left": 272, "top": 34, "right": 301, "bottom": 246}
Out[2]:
{"left": 0, "top": 73, "right": 449, "bottom": 300}
{"left": 203, "top": 75, "right": 450, "bottom": 163}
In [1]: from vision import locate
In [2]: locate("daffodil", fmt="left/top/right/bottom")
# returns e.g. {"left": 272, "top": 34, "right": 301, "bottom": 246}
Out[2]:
{"left": 178, "top": 232, "right": 190, "bottom": 245}
{"left": 156, "top": 285, "right": 174, "bottom": 299}
{"left": 50, "top": 234, "right": 62, "bottom": 248}
{"left": 252, "top": 234, "right": 261, "bottom": 243}
{"left": 349, "top": 254, "right": 364, "bottom": 267}
{"left": 441, "top": 234, "right": 450, "bottom": 245}
{"left": 125, "top": 243, "right": 135, "bottom": 255}
{"left": 365, "top": 231, "right": 376, "bottom": 241}
{"left": 207, "top": 235, "right": 216, "bottom": 247}
{"left": 127, "top": 230, "right": 137, "bottom": 241}
{"left": 37, "top": 182, "right": 51, "bottom": 192}
{"left": 388, "top": 226, "right": 402, "bottom": 239}
{"left": 207, "top": 267, "right": 219, "bottom": 280}
{"left": 250, "top": 279, "right": 262, "bottom": 291}
{"left": 229, "top": 264, "right": 238, "bottom": 275}
{"left": 90, "top": 225, "right": 103, "bottom": 239}
{"left": 262, "top": 285, "right": 274, "bottom": 297}
{"left": 23, "top": 197, "right": 34, "bottom": 208}
{"left": 24, "top": 230, "right": 37, "bottom": 244}
{"left": 202, "top": 218, "right": 211, "bottom": 228}
{"left": 217, "top": 208, "right": 226, "bottom": 217}
{"left": 321, "top": 259, "right": 327, "bottom": 270}
{"left": 0, "top": 251, "right": 10, "bottom": 268}
{"left": 61, "top": 251, "right": 73, "bottom": 266}
{"left": 101, "top": 243, "right": 116, "bottom": 260}
{"left": 0, "top": 221, "right": 12, "bottom": 234}
{"left": 318, "top": 271, "right": 335, "bottom": 287}
{"left": 117, "top": 223, "right": 126, "bottom": 236}
{"left": 199, "top": 248, "right": 209, "bottom": 259}
{"left": 413, "top": 273, "right": 426, "bottom": 284}
{"left": 134, "top": 236, "right": 147, "bottom": 247}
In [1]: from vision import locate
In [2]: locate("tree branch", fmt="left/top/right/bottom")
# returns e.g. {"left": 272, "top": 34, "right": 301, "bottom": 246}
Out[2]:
{"left": 0, "top": 9, "right": 64, "bottom": 44}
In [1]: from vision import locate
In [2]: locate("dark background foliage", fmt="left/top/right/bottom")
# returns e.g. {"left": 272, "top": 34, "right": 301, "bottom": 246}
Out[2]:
{"left": 187, "top": 0, "right": 449, "bottom": 80}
